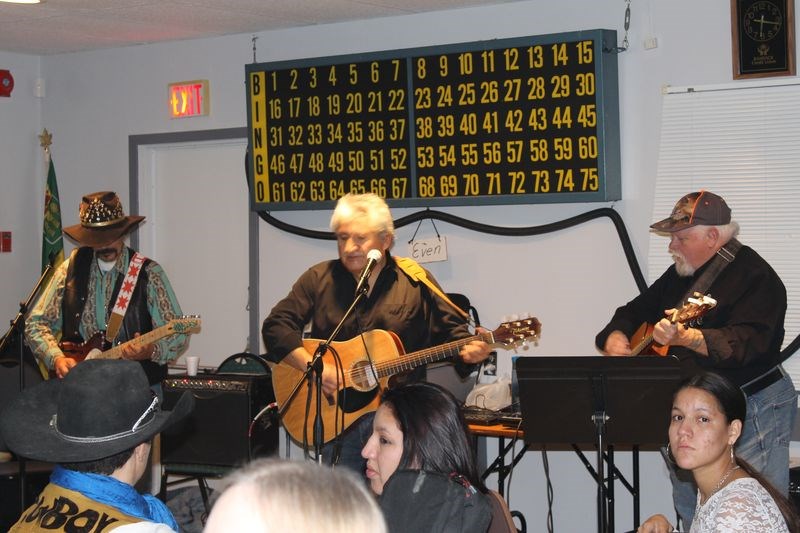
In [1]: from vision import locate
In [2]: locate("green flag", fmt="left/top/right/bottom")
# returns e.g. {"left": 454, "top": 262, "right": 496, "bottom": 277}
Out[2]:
{"left": 41, "top": 156, "right": 64, "bottom": 272}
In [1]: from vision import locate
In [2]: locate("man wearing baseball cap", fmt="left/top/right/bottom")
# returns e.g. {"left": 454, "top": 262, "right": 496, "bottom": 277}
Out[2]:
{"left": 0, "top": 359, "right": 194, "bottom": 531}
{"left": 595, "top": 190, "right": 794, "bottom": 528}
{"left": 25, "top": 191, "right": 189, "bottom": 384}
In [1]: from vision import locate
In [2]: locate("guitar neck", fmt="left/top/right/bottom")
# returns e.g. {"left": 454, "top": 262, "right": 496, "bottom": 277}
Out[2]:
{"left": 93, "top": 323, "right": 175, "bottom": 360}
{"left": 372, "top": 331, "right": 490, "bottom": 378}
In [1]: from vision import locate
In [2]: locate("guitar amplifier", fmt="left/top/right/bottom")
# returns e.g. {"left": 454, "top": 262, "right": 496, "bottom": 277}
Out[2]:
{"left": 160, "top": 373, "right": 278, "bottom": 466}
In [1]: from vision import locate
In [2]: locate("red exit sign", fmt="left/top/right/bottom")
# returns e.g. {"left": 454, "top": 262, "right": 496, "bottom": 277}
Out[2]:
{"left": 168, "top": 80, "right": 209, "bottom": 118}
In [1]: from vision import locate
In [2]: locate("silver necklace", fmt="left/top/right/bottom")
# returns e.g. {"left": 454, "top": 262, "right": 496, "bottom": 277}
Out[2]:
{"left": 712, "top": 464, "right": 740, "bottom": 495}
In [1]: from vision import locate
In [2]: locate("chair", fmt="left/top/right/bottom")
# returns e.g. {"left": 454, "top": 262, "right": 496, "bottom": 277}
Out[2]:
{"left": 447, "top": 292, "right": 481, "bottom": 326}
{"left": 217, "top": 352, "right": 270, "bottom": 375}
{"left": 487, "top": 490, "right": 526, "bottom": 533}
{"left": 427, "top": 293, "right": 483, "bottom": 403}
{"left": 159, "top": 353, "right": 273, "bottom": 514}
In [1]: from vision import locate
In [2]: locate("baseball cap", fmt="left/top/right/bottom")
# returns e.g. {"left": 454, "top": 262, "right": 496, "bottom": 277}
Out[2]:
{"left": 650, "top": 190, "right": 731, "bottom": 233}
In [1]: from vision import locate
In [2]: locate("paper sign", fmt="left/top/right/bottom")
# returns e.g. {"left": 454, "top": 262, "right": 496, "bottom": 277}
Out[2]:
{"left": 407, "top": 236, "right": 447, "bottom": 264}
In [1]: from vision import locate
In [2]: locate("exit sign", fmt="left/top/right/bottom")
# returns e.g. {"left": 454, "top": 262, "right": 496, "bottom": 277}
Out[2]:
{"left": 168, "top": 80, "right": 209, "bottom": 118}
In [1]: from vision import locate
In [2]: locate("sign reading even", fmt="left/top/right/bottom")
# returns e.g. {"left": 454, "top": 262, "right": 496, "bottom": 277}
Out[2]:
{"left": 246, "top": 30, "right": 621, "bottom": 211}
{"left": 169, "top": 80, "right": 209, "bottom": 118}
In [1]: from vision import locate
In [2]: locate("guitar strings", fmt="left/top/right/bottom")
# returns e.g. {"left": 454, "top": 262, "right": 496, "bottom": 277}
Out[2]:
{"left": 344, "top": 320, "right": 539, "bottom": 384}
{"left": 346, "top": 333, "right": 487, "bottom": 384}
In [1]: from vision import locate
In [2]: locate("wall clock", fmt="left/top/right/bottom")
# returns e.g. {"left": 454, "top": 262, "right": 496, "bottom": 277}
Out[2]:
{"left": 731, "top": 0, "right": 796, "bottom": 79}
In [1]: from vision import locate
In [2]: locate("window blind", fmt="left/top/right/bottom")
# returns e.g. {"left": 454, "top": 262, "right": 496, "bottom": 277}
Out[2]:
{"left": 651, "top": 79, "right": 800, "bottom": 388}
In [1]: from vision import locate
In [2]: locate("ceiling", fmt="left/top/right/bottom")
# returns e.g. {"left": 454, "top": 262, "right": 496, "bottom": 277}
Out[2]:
{"left": 0, "top": 0, "right": 520, "bottom": 56}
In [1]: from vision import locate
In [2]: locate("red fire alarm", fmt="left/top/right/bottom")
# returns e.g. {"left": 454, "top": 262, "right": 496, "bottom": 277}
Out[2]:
{"left": 0, "top": 70, "right": 13, "bottom": 97}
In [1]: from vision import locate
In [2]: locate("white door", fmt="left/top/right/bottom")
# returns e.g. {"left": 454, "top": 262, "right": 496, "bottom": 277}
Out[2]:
{"left": 137, "top": 139, "right": 250, "bottom": 371}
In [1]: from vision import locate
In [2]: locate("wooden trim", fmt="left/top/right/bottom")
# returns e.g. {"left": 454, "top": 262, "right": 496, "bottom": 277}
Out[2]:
{"left": 732, "top": 0, "right": 796, "bottom": 79}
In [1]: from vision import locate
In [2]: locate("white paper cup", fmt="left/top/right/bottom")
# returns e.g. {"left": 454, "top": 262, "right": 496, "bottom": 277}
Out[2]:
{"left": 186, "top": 356, "right": 199, "bottom": 376}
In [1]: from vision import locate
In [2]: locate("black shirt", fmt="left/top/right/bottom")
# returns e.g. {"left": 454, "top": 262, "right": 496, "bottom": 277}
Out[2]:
{"left": 262, "top": 253, "right": 475, "bottom": 381}
{"left": 595, "top": 245, "right": 786, "bottom": 386}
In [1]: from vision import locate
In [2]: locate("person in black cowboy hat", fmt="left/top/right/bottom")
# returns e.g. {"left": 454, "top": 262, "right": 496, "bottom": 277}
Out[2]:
{"left": 0, "top": 359, "right": 194, "bottom": 532}
{"left": 595, "top": 190, "right": 795, "bottom": 528}
{"left": 25, "top": 191, "right": 190, "bottom": 385}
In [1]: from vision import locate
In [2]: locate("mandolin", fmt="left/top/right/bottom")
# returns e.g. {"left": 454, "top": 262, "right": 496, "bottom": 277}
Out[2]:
{"left": 630, "top": 294, "right": 716, "bottom": 356}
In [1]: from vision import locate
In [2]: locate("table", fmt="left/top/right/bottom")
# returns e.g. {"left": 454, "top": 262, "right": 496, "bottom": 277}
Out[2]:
{"left": 469, "top": 423, "right": 645, "bottom": 532}
{"left": 469, "top": 422, "right": 526, "bottom": 498}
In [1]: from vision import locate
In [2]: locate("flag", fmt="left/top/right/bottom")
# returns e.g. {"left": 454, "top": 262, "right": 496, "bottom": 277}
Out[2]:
{"left": 41, "top": 155, "right": 64, "bottom": 272}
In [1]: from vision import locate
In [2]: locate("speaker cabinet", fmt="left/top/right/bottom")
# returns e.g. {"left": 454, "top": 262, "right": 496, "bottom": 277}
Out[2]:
{"left": 161, "top": 374, "right": 278, "bottom": 466}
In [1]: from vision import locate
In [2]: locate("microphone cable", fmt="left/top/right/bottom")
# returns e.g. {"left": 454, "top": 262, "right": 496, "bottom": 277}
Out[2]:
{"left": 248, "top": 401, "right": 278, "bottom": 439}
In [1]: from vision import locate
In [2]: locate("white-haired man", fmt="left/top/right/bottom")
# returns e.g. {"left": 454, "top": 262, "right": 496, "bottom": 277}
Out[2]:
{"left": 596, "top": 190, "right": 795, "bottom": 528}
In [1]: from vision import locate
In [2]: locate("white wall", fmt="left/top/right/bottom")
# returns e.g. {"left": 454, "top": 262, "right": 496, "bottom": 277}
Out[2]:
{"left": 0, "top": 51, "right": 42, "bottom": 320}
{"left": 0, "top": 0, "right": 790, "bottom": 530}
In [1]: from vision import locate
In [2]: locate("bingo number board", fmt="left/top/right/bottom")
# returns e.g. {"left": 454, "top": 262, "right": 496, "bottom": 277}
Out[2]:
{"left": 246, "top": 29, "right": 621, "bottom": 211}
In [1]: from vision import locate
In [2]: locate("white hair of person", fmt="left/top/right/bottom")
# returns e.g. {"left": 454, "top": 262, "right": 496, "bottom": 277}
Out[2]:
{"left": 715, "top": 220, "right": 740, "bottom": 244}
{"left": 204, "top": 459, "right": 387, "bottom": 533}
{"left": 330, "top": 193, "right": 395, "bottom": 242}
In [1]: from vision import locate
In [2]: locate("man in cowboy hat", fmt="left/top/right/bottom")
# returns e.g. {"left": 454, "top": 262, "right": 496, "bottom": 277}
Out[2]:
{"left": 25, "top": 191, "right": 189, "bottom": 384}
{"left": 595, "top": 190, "right": 794, "bottom": 528}
{"left": 0, "top": 359, "right": 194, "bottom": 532}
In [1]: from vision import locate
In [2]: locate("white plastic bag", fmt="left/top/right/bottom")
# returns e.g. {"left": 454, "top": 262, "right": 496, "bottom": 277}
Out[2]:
{"left": 464, "top": 374, "right": 512, "bottom": 410}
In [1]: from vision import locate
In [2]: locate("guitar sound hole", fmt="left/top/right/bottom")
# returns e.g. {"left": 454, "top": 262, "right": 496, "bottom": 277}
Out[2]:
{"left": 349, "top": 360, "right": 379, "bottom": 391}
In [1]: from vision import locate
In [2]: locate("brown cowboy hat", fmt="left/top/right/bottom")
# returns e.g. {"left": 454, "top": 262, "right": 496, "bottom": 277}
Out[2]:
{"left": 0, "top": 359, "right": 193, "bottom": 462}
{"left": 63, "top": 191, "right": 145, "bottom": 248}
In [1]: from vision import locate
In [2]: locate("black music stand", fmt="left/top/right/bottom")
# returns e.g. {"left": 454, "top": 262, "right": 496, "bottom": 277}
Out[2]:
{"left": 516, "top": 356, "right": 682, "bottom": 533}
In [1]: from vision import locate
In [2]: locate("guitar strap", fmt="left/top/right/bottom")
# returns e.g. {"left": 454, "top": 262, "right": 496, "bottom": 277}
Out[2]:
{"left": 105, "top": 252, "right": 147, "bottom": 343}
{"left": 394, "top": 256, "right": 471, "bottom": 323}
{"left": 679, "top": 238, "right": 741, "bottom": 305}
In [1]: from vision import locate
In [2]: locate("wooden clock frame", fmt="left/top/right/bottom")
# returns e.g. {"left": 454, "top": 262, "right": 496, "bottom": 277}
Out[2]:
{"left": 731, "top": 0, "right": 796, "bottom": 79}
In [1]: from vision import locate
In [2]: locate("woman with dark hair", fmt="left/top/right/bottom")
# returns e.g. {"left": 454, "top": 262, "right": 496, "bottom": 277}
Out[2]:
{"left": 361, "top": 381, "right": 492, "bottom": 532}
{"left": 639, "top": 372, "right": 800, "bottom": 533}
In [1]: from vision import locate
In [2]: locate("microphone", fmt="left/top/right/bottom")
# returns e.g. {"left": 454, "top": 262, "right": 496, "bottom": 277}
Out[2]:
{"left": 354, "top": 249, "right": 382, "bottom": 295}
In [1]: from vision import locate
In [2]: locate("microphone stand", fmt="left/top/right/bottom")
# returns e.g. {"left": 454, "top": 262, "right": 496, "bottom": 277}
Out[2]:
{"left": 275, "top": 282, "right": 370, "bottom": 464}
{"left": 0, "top": 263, "right": 53, "bottom": 513}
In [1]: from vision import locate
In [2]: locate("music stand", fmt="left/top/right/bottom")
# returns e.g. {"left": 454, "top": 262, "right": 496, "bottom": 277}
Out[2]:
{"left": 516, "top": 356, "right": 682, "bottom": 533}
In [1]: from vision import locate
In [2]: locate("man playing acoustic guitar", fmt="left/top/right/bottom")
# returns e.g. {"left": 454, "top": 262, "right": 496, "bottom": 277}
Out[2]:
{"left": 595, "top": 190, "right": 795, "bottom": 529}
{"left": 262, "top": 193, "right": 492, "bottom": 473}
{"left": 25, "top": 191, "right": 190, "bottom": 386}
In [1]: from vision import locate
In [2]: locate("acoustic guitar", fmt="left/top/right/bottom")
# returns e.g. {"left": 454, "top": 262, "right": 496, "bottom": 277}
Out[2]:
{"left": 56, "top": 316, "right": 202, "bottom": 376}
{"left": 271, "top": 318, "right": 541, "bottom": 445}
{"left": 630, "top": 294, "right": 716, "bottom": 356}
